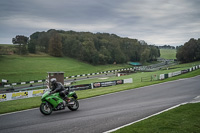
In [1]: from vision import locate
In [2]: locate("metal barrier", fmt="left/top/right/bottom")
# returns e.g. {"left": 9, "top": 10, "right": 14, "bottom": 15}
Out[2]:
{"left": 0, "top": 78, "right": 133, "bottom": 102}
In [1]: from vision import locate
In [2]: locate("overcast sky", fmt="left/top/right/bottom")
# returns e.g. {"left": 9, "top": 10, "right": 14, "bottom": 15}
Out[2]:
{"left": 0, "top": 0, "right": 200, "bottom": 46}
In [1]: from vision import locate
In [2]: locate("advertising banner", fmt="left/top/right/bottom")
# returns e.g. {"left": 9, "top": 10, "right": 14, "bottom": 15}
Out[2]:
{"left": 71, "top": 84, "right": 92, "bottom": 90}
{"left": 0, "top": 89, "right": 48, "bottom": 102}
{"left": 101, "top": 81, "right": 116, "bottom": 87}
{"left": 160, "top": 74, "right": 165, "bottom": 80}
{"left": 116, "top": 80, "right": 124, "bottom": 84}
{"left": 11, "top": 91, "right": 28, "bottom": 100}
{"left": 93, "top": 79, "right": 124, "bottom": 88}
{"left": 123, "top": 78, "right": 133, "bottom": 83}
{"left": 0, "top": 94, "right": 7, "bottom": 102}
{"left": 168, "top": 73, "right": 172, "bottom": 78}
{"left": 181, "top": 69, "right": 188, "bottom": 74}
{"left": 32, "top": 89, "right": 46, "bottom": 97}
{"left": 172, "top": 71, "right": 181, "bottom": 76}
{"left": 93, "top": 82, "right": 101, "bottom": 88}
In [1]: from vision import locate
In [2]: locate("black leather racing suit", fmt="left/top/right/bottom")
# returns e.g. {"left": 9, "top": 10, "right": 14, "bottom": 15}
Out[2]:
{"left": 51, "top": 82, "right": 64, "bottom": 93}
{"left": 51, "top": 82, "right": 68, "bottom": 98}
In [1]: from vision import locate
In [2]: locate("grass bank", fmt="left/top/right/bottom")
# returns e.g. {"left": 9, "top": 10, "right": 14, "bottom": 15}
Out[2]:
{"left": 114, "top": 103, "right": 200, "bottom": 133}
{"left": 0, "top": 48, "right": 176, "bottom": 83}
{"left": 0, "top": 55, "right": 130, "bottom": 83}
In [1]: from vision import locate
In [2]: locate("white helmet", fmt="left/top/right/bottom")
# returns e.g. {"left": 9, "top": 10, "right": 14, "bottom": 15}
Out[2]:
{"left": 50, "top": 78, "right": 57, "bottom": 84}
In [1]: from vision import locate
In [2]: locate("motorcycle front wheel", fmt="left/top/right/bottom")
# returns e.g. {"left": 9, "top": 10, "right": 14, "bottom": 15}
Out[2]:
{"left": 40, "top": 102, "right": 53, "bottom": 115}
{"left": 67, "top": 98, "right": 79, "bottom": 111}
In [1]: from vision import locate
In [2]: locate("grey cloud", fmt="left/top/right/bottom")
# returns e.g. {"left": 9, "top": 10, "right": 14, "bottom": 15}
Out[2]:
{"left": 0, "top": 0, "right": 200, "bottom": 45}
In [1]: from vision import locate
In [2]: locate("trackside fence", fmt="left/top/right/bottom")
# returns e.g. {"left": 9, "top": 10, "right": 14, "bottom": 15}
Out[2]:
{"left": 159, "top": 65, "right": 200, "bottom": 80}
{"left": 1, "top": 65, "right": 199, "bottom": 102}
{"left": 141, "top": 65, "right": 200, "bottom": 82}
{"left": 0, "top": 78, "right": 133, "bottom": 102}
{"left": 0, "top": 61, "right": 176, "bottom": 87}
{"left": 141, "top": 74, "right": 159, "bottom": 82}
{"left": 1, "top": 68, "right": 135, "bottom": 88}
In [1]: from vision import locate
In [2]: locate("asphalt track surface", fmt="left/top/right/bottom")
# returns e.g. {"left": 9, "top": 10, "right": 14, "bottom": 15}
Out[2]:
{"left": 0, "top": 76, "right": 200, "bottom": 133}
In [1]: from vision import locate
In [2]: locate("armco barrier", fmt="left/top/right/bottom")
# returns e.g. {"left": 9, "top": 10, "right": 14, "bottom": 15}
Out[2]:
{"left": 2, "top": 64, "right": 199, "bottom": 87}
{"left": 0, "top": 78, "right": 133, "bottom": 102}
{"left": 3, "top": 79, "right": 46, "bottom": 88}
{"left": 2, "top": 68, "right": 134, "bottom": 87}
{"left": 92, "top": 79, "right": 124, "bottom": 89}
{"left": 70, "top": 78, "right": 132, "bottom": 90}
{"left": 1, "top": 61, "right": 178, "bottom": 87}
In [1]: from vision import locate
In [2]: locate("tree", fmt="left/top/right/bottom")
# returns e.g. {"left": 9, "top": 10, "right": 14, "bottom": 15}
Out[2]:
{"left": 28, "top": 32, "right": 41, "bottom": 53}
{"left": 81, "top": 40, "right": 97, "bottom": 64}
{"left": 28, "top": 29, "right": 161, "bottom": 64}
{"left": 149, "top": 45, "right": 160, "bottom": 61}
{"left": 176, "top": 46, "right": 184, "bottom": 61}
{"left": 196, "top": 39, "right": 200, "bottom": 60}
{"left": 184, "top": 39, "right": 196, "bottom": 62}
{"left": 140, "top": 48, "right": 150, "bottom": 63}
{"left": 12, "top": 35, "right": 29, "bottom": 55}
{"left": 38, "top": 32, "right": 50, "bottom": 53}
{"left": 98, "top": 46, "right": 111, "bottom": 64}
{"left": 28, "top": 39, "right": 36, "bottom": 53}
{"left": 176, "top": 38, "right": 200, "bottom": 63}
{"left": 48, "top": 31, "right": 63, "bottom": 57}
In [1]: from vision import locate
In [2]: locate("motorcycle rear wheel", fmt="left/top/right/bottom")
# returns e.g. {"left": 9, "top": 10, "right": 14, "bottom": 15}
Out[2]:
{"left": 67, "top": 98, "right": 79, "bottom": 111}
{"left": 40, "top": 102, "right": 53, "bottom": 115}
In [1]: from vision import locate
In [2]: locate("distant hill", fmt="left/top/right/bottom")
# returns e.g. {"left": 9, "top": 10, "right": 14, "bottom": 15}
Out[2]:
{"left": 159, "top": 49, "right": 176, "bottom": 59}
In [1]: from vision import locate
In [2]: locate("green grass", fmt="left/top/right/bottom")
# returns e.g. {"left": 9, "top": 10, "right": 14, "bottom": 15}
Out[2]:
{"left": 160, "top": 49, "right": 177, "bottom": 59}
{"left": 0, "top": 44, "right": 13, "bottom": 46}
{"left": 0, "top": 48, "right": 177, "bottom": 83}
{"left": 71, "top": 61, "right": 200, "bottom": 86}
{"left": 0, "top": 55, "right": 130, "bottom": 83}
{"left": 114, "top": 103, "right": 200, "bottom": 133}
{"left": 0, "top": 97, "right": 41, "bottom": 113}
{"left": 0, "top": 62, "right": 200, "bottom": 114}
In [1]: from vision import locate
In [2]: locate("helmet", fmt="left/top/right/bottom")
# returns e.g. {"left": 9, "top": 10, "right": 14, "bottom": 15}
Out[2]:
{"left": 50, "top": 78, "right": 57, "bottom": 85}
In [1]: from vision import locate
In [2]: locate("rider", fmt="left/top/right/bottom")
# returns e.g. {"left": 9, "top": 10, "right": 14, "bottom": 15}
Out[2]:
{"left": 50, "top": 78, "right": 68, "bottom": 101}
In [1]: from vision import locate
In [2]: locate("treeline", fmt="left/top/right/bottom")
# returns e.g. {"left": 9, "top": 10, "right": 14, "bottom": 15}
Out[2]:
{"left": 176, "top": 38, "right": 200, "bottom": 63}
{"left": 14, "top": 29, "right": 160, "bottom": 64}
{"left": 158, "top": 45, "right": 176, "bottom": 49}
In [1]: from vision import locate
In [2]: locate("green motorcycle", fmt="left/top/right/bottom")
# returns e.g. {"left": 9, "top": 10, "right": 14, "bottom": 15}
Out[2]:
{"left": 40, "top": 88, "right": 79, "bottom": 115}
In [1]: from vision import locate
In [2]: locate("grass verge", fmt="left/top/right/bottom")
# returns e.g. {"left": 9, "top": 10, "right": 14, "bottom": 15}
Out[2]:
{"left": 113, "top": 103, "right": 200, "bottom": 133}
